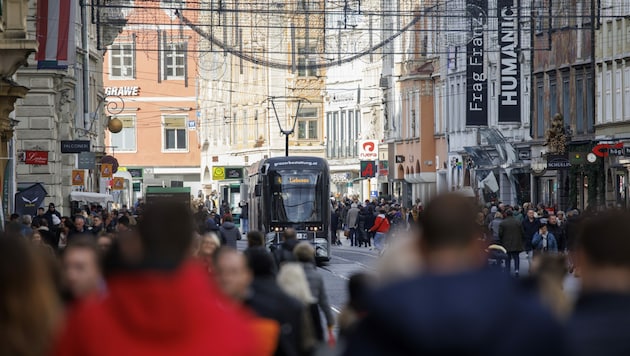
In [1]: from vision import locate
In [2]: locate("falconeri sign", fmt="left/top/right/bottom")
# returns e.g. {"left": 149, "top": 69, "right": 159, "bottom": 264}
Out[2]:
{"left": 498, "top": 0, "right": 521, "bottom": 123}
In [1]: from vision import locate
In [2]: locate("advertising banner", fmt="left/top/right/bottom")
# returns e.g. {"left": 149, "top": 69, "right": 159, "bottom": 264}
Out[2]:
{"left": 498, "top": 0, "right": 521, "bottom": 123}
{"left": 466, "top": 0, "right": 488, "bottom": 126}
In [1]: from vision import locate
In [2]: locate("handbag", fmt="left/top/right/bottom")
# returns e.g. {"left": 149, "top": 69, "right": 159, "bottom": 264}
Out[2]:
{"left": 343, "top": 229, "right": 350, "bottom": 237}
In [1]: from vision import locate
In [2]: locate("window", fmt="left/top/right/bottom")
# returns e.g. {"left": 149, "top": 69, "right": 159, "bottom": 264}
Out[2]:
{"left": 110, "top": 43, "right": 135, "bottom": 79}
{"left": 297, "top": 107, "right": 318, "bottom": 140}
{"left": 163, "top": 43, "right": 186, "bottom": 79}
{"left": 576, "top": 77, "right": 584, "bottom": 133}
{"left": 110, "top": 116, "right": 136, "bottom": 151}
{"left": 163, "top": 116, "right": 187, "bottom": 150}
{"left": 562, "top": 75, "right": 570, "bottom": 127}
{"left": 549, "top": 79, "right": 558, "bottom": 116}
{"left": 586, "top": 75, "right": 594, "bottom": 132}
{"left": 537, "top": 79, "right": 544, "bottom": 138}
{"left": 354, "top": 110, "right": 360, "bottom": 156}
{"left": 297, "top": 45, "right": 317, "bottom": 77}
{"left": 332, "top": 112, "right": 338, "bottom": 157}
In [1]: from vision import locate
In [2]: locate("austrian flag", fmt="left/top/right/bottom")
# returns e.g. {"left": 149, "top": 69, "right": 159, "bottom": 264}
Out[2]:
{"left": 36, "top": 0, "right": 77, "bottom": 69}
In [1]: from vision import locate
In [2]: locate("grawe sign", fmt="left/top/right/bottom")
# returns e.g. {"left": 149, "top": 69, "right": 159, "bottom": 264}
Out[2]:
{"left": 24, "top": 151, "right": 48, "bottom": 165}
{"left": 358, "top": 140, "right": 378, "bottom": 160}
{"left": 105, "top": 86, "right": 140, "bottom": 96}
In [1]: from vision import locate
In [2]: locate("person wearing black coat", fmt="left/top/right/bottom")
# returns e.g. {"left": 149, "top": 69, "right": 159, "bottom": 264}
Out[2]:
{"left": 330, "top": 208, "right": 341, "bottom": 246}
{"left": 245, "top": 248, "right": 304, "bottom": 356}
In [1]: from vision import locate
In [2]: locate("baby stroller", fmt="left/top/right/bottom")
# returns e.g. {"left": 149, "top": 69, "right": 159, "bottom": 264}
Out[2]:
{"left": 486, "top": 244, "right": 509, "bottom": 274}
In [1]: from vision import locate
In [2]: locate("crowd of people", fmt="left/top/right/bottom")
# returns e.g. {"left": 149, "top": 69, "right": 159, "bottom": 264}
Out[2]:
{"left": 2, "top": 194, "right": 630, "bottom": 355}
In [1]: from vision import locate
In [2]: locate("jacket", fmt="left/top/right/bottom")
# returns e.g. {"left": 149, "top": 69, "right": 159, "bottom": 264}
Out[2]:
{"left": 499, "top": 216, "right": 524, "bottom": 253}
{"left": 522, "top": 218, "right": 541, "bottom": 251}
{"left": 566, "top": 292, "right": 630, "bottom": 356}
{"left": 301, "top": 262, "right": 335, "bottom": 327}
{"left": 219, "top": 221, "right": 240, "bottom": 249}
{"left": 369, "top": 214, "right": 390, "bottom": 233}
{"left": 547, "top": 223, "right": 565, "bottom": 252}
{"left": 532, "top": 232, "right": 558, "bottom": 253}
{"left": 488, "top": 217, "right": 503, "bottom": 242}
{"left": 52, "top": 263, "right": 261, "bottom": 356}
{"left": 346, "top": 207, "right": 361, "bottom": 229}
{"left": 343, "top": 269, "right": 567, "bottom": 356}
{"left": 246, "top": 277, "right": 304, "bottom": 356}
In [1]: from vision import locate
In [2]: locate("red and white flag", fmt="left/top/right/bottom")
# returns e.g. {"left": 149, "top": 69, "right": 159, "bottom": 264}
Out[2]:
{"left": 36, "top": 0, "right": 76, "bottom": 69}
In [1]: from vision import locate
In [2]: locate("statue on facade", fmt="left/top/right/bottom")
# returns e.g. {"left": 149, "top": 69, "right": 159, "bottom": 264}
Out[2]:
{"left": 544, "top": 113, "right": 567, "bottom": 154}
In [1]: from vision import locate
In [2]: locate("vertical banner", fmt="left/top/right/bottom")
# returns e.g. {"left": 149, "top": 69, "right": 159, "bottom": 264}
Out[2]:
{"left": 112, "top": 177, "right": 125, "bottom": 190}
{"left": 72, "top": 170, "right": 85, "bottom": 186}
{"left": 100, "top": 163, "right": 113, "bottom": 178}
{"left": 498, "top": 0, "right": 521, "bottom": 123}
{"left": 466, "top": 0, "right": 488, "bottom": 126}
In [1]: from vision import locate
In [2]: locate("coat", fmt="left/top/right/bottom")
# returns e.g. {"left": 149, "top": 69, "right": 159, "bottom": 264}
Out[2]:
{"left": 488, "top": 217, "right": 503, "bottom": 242}
{"left": 343, "top": 269, "right": 566, "bottom": 356}
{"left": 522, "top": 218, "right": 541, "bottom": 251}
{"left": 52, "top": 263, "right": 261, "bottom": 356}
{"left": 246, "top": 277, "right": 305, "bottom": 356}
{"left": 219, "top": 221, "right": 240, "bottom": 248}
{"left": 499, "top": 216, "right": 524, "bottom": 253}
{"left": 346, "top": 207, "right": 361, "bottom": 229}
{"left": 301, "top": 262, "right": 335, "bottom": 327}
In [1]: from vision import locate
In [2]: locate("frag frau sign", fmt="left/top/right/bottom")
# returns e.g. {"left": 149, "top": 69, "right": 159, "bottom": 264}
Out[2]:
{"left": 105, "top": 86, "right": 140, "bottom": 96}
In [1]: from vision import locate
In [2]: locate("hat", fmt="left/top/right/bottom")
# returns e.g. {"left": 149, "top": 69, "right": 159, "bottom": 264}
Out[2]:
{"left": 51, "top": 215, "right": 61, "bottom": 226}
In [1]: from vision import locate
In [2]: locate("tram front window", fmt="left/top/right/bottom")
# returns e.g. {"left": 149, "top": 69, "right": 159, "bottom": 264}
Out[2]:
{"left": 270, "top": 171, "right": 321, "bottom": 223}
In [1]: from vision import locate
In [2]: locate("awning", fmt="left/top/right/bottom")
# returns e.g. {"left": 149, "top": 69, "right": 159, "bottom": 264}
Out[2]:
{"left": 69, "top": 191, "right": 114, "bottom": 205}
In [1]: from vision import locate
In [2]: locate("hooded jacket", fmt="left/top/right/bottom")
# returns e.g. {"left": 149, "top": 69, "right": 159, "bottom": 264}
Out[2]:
{"left": 52, "top": 262, "right": 261, "bottom": 356}
{"left": 220, "top": 221, "right": 240, "bottom": 249}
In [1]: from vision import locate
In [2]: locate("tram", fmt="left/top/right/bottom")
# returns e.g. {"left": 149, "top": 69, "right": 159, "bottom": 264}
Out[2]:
{"left": 247, "top": 156, "right": 331, "bottom": 261}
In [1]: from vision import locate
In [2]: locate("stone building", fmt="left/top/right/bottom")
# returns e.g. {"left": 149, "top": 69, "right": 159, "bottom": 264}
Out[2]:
{"left": 0, "top": 0, "right": 37, "bottom": 220}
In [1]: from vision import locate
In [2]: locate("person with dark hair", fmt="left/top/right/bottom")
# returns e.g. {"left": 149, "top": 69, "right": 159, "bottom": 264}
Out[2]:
{"left": 0, "top": 235, "right": 61, "bottom": 356}
{"left": 244, "top": 247, "right": 304, "bottom": 356}
{"left": 338, "top": 273, "right": 376, "bottom": 338}
{"left": 532, "top": 223, "right": 558, "bottom": 255}
{"left": 369, "top": 209, "right": 390, "bottom": 254}
{"left": 343, "top": 193, "right": 566, "bottom": 356}
{"left": 271, "top": 228, "right": 299, "bottom": 268}
{"left": 62, "top": 237, "right": 104, "bottom": 301}
{"left": 52, "top": 200, "right": 262, "bottom": 355}
{"left": 499, "top": 209, "right": 525, "bottom": 277}
{"left": 68, "top": 215, "right": 91, "bottom": 240}
{"left": 219, "top": 214, "right": 241, "bottom": 249}
{"left": 43, "top": 202, "right": 62, "bottom": 228}
{"left": 566, "top": 210, "right": 630, "bottom": 355}
{"left": 246, "top": 230, "right": 265, "bottom": 249}
{"left": 116, "top": 215, "right": 131, "bottom": 233}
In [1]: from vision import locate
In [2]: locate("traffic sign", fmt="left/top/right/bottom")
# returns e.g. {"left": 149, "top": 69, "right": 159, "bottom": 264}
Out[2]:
{"left": 360, "top": 161, "right": 376, "bottom": 178}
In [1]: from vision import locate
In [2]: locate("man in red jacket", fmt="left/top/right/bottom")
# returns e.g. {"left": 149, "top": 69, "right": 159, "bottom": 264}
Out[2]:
{"left": 52, "top": 201, "right": 263, "bottom": 356}
{"left": 369, "top": 208, "right": 390, "bottom": 255}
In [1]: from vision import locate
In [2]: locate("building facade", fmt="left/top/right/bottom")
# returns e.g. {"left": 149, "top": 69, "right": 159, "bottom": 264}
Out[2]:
{"left": 14, "top": 0, "right": 117, "bottom": 215}
{"left": 103, "top": 0, "right": 201, "bottom": 206}
{"left": 436, "top": 0, "right": 532, "bottom": 206}
{"left": 531, "top": 0, "right": 595, "bottom": 211}
{"left": 0, "top": 0, "right": 38, "bottom": 220}
{"left": 594, "top": 2, "right": 630, "bottom": 208}
{"left": 198, "top": 0, "right": 326, "bottom": 209}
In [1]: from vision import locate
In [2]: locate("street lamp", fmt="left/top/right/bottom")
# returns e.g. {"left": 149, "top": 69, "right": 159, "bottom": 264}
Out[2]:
{"left": 263, "top": 96, "right": 311, "bottom": 157}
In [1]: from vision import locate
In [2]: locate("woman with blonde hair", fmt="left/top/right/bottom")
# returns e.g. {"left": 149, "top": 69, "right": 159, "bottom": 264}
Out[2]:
{"left": 0, "top": 235, "right": 61, "bottom": 356}
{"left": 197, "top": 231, "right": 221, "bottom": 274}
{"left": 277, "top": 262, "right": 319, "bottom": 354}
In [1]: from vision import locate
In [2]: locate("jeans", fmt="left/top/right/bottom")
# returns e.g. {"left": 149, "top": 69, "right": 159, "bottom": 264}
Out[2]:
{"left": 349, "top": 228, "right": 357, "bottom": 246}
{"left": 240, "top": 218, "right": 249, "bottom": 234}
{"left": 374, "top": 232, "right": 386, "bottom": 251}
{"left": 508, "top": 252, "right": 521, "bottom": 275}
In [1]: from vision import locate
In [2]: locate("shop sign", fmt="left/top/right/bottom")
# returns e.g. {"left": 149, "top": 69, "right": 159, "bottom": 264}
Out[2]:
{"left": 360, "top": 161, "right": 376, "bottom": 178}
{"left": 358, "top": 140, "right": 378, "bottom": 160}
{"left": 24, "top": 151, "right": 48, "bottom": 165}
{"left": 378, "top": 161, "right": 389, "bottom": 176}
{"left": 212, "top": 166, "right": 243, "bottom": 180}
{"left": 61, "top": 140, "right": 90, "bottom": 153}
{"left": 547, "top": 155, "right": 571, "bottom": 170}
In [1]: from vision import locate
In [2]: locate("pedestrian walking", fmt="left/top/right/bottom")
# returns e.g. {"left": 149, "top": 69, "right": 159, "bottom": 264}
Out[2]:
{"left": 369, "top": 208, "right": 390, "bottom": 254}
{"left": 499, "top": 209, "right": 525, "bottom": 277}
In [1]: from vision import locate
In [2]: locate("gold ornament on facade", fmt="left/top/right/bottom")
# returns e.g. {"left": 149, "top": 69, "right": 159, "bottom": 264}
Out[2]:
{"left": 544, "top": 113, "right": 567, "bottom": 154}
{"left": 108, "top": 117, "right": 123, "bottom": 133}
